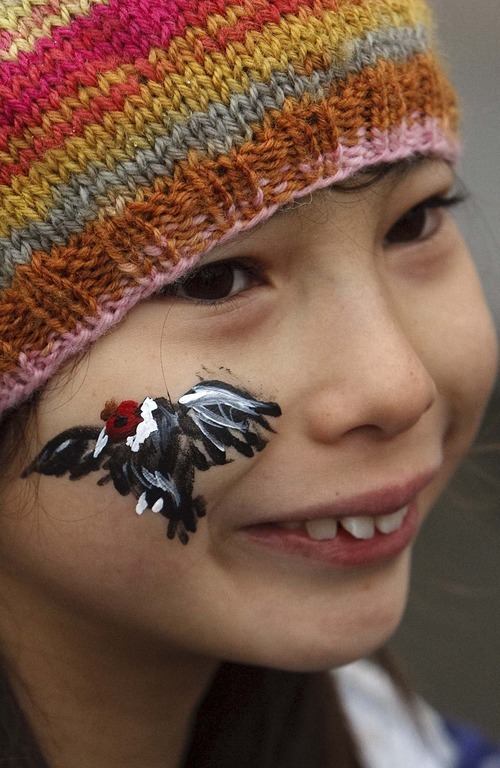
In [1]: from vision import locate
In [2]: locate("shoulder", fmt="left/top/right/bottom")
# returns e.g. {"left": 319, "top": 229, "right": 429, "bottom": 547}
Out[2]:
{"left": 334, "top": 659, "right": 500, "bottom": 768}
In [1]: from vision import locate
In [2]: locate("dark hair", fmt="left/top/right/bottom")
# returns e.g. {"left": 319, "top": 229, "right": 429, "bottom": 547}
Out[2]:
{"left": 187, "top": 649, "right": 414, "bottom": 767}
{"left": 184, "top": 663, "right": 363, "bottom": 768}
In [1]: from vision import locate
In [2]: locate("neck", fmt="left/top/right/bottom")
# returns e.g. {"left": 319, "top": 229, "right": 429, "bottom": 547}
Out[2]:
{"left": 1, "top": 596, "right": 217, "bottom": 768}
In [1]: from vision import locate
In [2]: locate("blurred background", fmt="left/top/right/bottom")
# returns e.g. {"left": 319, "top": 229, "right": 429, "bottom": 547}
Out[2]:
{"left": 391, "top": 0, "right": 500, "bottom": 741}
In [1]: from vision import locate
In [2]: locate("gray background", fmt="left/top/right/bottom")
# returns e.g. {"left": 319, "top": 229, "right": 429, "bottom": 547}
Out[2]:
{"left": 432, "top": 0, "right": 500, "bottom": 330}
{"left": 391, "top": 0, "right": 500, "bottom": 742}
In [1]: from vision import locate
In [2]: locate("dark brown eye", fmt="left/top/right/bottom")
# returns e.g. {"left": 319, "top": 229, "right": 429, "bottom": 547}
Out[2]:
{"left": 180, "top": 264, "right": 234, "bottom": 301}
{"left": 384, "top": 193, "right": 465, "bottom": 246}
{"left": 385, "top": 204, "right": 439, "bottom": 245}
{"left": 167, "top": 262, "right": 255, "bottom": 303}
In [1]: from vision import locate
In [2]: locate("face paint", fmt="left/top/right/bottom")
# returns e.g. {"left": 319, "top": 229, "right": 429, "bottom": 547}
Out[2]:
{"left": 22, "top": 380, "right": 281, "bottom": 545}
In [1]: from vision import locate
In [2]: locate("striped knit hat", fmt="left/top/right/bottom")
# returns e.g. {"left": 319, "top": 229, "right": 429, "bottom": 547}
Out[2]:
{"left": 0, "top": 0, "right": 458, "bottom": 417}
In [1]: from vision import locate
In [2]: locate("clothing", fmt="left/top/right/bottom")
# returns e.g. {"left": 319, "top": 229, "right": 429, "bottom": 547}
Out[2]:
{"left": 336, "top": 660, "right": 500, "bottom": 768}
{"left": 0, "top": 0, "right": 459, "bottom": 416}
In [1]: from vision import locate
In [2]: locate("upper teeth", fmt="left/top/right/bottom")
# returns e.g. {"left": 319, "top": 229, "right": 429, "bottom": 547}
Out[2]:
{"left": 339, "top": 516, "right": 375, "bottom": 540}
{"left": 279, "top": 506, "right": 409, "bottom": 541}
{"left": 303, "top": 518, "right": 338, "bottom": 541}
{"left": 375, "top": 508, "right": 408, "bottom": 534}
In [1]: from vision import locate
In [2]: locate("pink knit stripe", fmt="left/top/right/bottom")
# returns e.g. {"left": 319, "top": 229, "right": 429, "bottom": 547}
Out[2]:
{"left": 0, "top": 117, "right": 459, "bottom": 415}
{"left": 0, "top": 72, "right": 143, "bottom": 185}
{"left": 0, "top": 0, "right": 108, "bottom": 61}
{"left": 0, "top": 0, "right": 188, "bottom": 126}
{"left": 0, "top": 0, "right": 323, "bottom": 132}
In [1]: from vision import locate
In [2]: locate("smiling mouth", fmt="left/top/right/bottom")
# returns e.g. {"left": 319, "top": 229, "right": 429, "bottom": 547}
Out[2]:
{"left": 276, "top": 505, "right": 409, "bottom": 541}
{"left": 238, "top": 470, "right": 438, "bottom": 567}
{"left": 241, "top": 502, "right": 419, "bottom": 568}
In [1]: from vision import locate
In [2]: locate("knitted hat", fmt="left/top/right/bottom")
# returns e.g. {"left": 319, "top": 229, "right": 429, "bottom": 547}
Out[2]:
{"left": 0, "top": 0, "right": 458, "bottom": 417}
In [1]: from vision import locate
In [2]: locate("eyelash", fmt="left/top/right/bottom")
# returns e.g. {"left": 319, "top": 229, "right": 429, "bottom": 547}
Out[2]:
{"left": 383, "top": 191, "right": 467, "bottom": 246}
{"left": 421, "top": 192, "right": 466, "bottom": 209}
{"left": 160, "top": 191, "right": 467, "bottom": 307}
{"left": 414, "top": 192, "right": 466, "bottom": 217}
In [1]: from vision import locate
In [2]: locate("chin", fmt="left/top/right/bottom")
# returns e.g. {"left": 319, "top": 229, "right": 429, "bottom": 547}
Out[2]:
{"left": 230, "top": 559, "right": 411, "bottom": 674}
{"left": 268, "top": 620, "right": 405, "bottom": 674}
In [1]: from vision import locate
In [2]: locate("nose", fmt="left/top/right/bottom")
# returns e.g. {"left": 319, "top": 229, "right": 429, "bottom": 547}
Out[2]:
{"left": 300, "top": 288, "right": 437, "bottom": 443}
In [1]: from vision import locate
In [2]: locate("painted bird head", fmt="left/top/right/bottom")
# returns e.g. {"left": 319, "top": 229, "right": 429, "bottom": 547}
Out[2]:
{"left": 100, "top": 400, "right": 143, "bottom": 443}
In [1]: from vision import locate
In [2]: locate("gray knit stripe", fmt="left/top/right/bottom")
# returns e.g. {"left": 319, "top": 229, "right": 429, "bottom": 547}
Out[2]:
{"left": 0, "top": 24, "right": 428, "bottom": 288}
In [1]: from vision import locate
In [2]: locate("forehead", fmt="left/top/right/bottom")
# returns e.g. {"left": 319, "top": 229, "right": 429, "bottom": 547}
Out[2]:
{"left": 204, "top": 158, "right": 453, "bottom": 256}
{"left": 282, "top": 156, "right": 445, "bottom": 207}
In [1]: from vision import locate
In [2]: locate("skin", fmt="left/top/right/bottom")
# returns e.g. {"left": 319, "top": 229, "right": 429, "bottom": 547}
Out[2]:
{"left": 0, "top": 158, "right": 497, "bottom": 767}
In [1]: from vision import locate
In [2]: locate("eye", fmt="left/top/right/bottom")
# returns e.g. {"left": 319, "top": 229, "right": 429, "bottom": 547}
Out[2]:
{"left": 162, "top": 260, "right": 259, "bottom": 304}
{"left": 384, "top": 194, "right": 465, "bottom": 246}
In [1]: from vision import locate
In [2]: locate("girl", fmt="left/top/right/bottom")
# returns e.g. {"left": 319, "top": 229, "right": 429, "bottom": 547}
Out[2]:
{"left": 0, "top": 1, "right": 497, "bottom": 766}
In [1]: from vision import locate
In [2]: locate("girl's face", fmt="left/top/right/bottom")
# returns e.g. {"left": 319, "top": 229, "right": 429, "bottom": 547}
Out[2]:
{"left": 0, "top": 159, "right": 497, "bottom": 671}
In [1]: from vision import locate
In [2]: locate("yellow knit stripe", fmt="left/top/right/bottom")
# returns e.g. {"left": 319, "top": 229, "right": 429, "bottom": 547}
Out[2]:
{"left": 0, "top": 0, "right": 432, "bottom": 234}
{"left": 0, "top": 0, "right": 108, "bottom": 60}
{"left": 1, "top": 0, "right": 430, "bottom": 161}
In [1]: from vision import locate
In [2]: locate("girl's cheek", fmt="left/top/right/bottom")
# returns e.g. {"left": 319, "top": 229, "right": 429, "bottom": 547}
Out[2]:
{"left": 19, "top": 379, "right": 282, "bottom": 548}
{"left": 438, "top": 273, "right": 498, "bottom": 464}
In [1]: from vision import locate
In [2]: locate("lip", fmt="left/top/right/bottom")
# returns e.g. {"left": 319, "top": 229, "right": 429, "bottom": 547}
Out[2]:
{"left": 248, "top": 469, "right": 438, "bottom": 526}
{"left": 238, "top": 470, "right": 438, "bottom": 569}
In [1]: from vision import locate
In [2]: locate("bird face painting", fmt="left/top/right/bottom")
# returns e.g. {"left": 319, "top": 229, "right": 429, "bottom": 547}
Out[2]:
{"left": 22, "top": 381, "right": 281, "bottom": 545}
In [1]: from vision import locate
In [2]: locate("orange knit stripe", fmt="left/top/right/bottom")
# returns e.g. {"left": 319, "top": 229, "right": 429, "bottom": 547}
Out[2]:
{"left": 0, "top": 53, "right": 457, "bottom": 372}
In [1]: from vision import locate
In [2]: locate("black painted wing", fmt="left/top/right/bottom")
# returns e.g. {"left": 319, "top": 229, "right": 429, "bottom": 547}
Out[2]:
{"left": 177, "top": 380, "right": 281, "bottom": 467}
{"left": 21, "top": 426, "right": 103, "bottom": 480}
